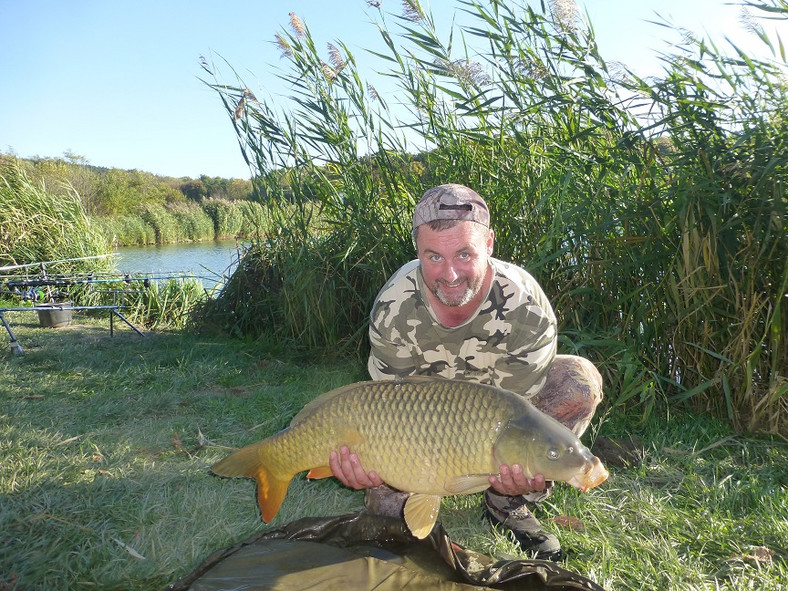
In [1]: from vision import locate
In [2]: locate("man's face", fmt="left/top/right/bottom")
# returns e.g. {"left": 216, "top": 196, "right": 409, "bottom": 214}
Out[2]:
{"left": 416, "top": 221, "right": 494, "bottom": 307}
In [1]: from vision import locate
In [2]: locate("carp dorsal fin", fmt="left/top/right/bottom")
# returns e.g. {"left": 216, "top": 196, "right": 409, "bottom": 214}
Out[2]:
{"left": 403, "top": 493, "right": 442, "bottom": 539}
{"left": 445, "top": 474, "right": 494, "bottom": 495}
{"left": 396, "top": 375, "right": 441, "bottom": 384}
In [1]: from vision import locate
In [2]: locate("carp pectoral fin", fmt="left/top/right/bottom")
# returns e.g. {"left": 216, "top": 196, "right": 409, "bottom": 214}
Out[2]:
{"left": 306, "top": 428, "right": 362, "bottom": 481}
{"left": 445, "top": 474, "right": 494, "bottom": 495}
{"left": 306, "top": 466, "right": 333, "bottom": 480}
{"left": 403, "top": 494, "right": 441, "bottom": 539}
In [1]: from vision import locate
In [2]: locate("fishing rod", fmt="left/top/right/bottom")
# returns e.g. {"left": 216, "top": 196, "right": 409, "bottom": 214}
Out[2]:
{"left": 0, "top": 254, "right": 115, "bottom": 272}
{"left": 0, "top": 270, "right": 122, "bottom": 282}
{"left": 1, "top": 273, "right": 221, "bottom": 289}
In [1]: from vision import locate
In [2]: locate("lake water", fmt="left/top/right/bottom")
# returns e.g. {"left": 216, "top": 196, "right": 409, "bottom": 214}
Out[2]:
{"left": 113, "top": 240, "right": 245, "bottom": 286}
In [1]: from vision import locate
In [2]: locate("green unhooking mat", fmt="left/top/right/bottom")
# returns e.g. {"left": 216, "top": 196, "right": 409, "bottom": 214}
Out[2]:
{"left": 166, "top": 512, "right": 604, "bottom": 591}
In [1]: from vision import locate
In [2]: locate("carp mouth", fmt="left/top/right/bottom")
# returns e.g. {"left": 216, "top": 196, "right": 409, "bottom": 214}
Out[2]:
{"left": 567, "top": 456, "right": 609, "bottom": 492}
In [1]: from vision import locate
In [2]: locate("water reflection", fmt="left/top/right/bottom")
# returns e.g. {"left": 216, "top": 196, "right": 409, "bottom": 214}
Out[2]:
{"left": 113, "top": 240, "right": 244, "bottom": 287}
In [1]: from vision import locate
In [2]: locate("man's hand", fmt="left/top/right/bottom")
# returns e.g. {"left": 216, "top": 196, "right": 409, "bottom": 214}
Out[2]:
{"left": 329, "top": 445, "right": 384, "bottom": 490}
{"left": 488, "top": 464, "right": 546, "bottom": 496}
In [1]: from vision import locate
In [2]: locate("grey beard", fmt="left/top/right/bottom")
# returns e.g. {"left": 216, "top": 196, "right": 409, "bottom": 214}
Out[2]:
{"left": 433, "top": 283, "right": 475, "bottom": 307}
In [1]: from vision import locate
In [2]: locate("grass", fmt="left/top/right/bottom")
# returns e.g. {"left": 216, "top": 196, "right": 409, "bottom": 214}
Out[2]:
{"left": 1, "top": 319, "right": 786, "bottom": 590}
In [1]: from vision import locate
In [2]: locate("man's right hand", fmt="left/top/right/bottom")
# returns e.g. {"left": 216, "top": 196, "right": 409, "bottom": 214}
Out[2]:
{"left": 329, "top": 445, "right": 384, "bottom": 489}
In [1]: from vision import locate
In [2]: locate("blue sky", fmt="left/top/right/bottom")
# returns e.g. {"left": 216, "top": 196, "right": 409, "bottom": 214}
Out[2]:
{"left": 1, "top": 0, "right": 785, "bottom": 180}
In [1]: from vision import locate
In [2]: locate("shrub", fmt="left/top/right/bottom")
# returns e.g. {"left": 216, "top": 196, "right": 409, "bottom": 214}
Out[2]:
{"left": 202, "top": 198, "right": 245, "bottom": 238}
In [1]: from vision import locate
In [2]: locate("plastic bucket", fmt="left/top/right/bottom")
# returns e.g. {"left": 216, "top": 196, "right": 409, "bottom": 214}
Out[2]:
{"left": 37, "top": 303, "right": 73, "bottom": 328}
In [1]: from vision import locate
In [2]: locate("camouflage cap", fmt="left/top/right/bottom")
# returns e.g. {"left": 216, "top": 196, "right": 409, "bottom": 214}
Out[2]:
{"left": 412, "top": 184, "right": 490, "bottom": 230}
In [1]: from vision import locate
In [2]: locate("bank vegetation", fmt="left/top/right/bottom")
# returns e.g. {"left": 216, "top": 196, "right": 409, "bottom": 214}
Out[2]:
{"left": 201, "top": 0, "right": 787, "bottom": 435}
{"left": 0, "top": 152, "right": 265, "bottom": 247}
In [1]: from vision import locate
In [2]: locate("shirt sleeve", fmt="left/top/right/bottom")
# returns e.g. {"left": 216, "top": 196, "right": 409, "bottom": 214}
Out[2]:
{"left": 367, "top": 319, "right": 415, "bottom": 380}
{"left": 484, "top": 260, "right": 557, "bottom": 397}
{"left": 491, "top": 310, "right": 556, "bottom": 396}
{"left": 367, "top": 260, "right": 421, "bottom": 380}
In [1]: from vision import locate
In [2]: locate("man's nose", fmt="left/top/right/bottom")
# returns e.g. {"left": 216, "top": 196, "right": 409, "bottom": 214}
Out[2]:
{"left": 442, "top": 264, "right": 459, "bottom": 282}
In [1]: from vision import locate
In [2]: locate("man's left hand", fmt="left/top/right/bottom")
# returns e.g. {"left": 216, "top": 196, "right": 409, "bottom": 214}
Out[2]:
{"left": 489, "top": 464, "right": 546, "bottom": 496}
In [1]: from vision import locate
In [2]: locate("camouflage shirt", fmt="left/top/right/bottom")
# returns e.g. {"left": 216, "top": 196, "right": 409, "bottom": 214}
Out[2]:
{"left": 368, "top": 257, "right": 557, "bottom": 398}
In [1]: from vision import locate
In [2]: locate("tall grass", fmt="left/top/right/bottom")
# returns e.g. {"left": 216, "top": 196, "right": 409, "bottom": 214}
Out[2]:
{"left": 204, "top": 0, "right": 787, "bottom": 434}
{"left": 122, "top": 278, "right": 208, "bottom": 330}
{"left": 0, "top": 162, "right": 112, "bottom": 276}
{"left": 620, "top": 32, "right": 788, "bottom": 433}
{"left": 97, "top": 213, "right": 158, "bottom": 246}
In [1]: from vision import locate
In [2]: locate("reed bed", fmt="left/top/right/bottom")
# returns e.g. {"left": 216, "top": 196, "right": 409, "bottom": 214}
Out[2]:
{"left": 0, "top": 163, "right": 112, "bottom": 277}
{"left": 204, "top": 0, "right": 788, "bottom": 434}
{"left": 96, "top": 199, "right": 268, "bottom": 246}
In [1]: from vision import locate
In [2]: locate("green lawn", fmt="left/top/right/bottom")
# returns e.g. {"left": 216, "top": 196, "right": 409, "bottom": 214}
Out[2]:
{"left": 1, "top": 314, "right": 786, "bottom": 590}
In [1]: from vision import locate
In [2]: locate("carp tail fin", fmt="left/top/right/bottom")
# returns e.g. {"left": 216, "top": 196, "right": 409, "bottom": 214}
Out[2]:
{"left": 255, "top": 467, "right": 291, "bottom": 523}
{"left": 211, "top": 443, "right": 260, "bottom": 478}
{"left": 211, "top": 443, "right": 292, "bottom": 523}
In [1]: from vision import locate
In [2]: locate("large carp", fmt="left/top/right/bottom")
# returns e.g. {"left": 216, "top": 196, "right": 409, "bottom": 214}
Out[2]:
{"left": 212, "top": 377, "right": 608, "bottom": 539}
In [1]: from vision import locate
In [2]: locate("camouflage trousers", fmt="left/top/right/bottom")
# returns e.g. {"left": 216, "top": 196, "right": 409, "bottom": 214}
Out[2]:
{"left": 528, "top": 354, "right": 603, "bottom": 438}
{"left": 365, "top": 354, "right": 603, "bottom": 517}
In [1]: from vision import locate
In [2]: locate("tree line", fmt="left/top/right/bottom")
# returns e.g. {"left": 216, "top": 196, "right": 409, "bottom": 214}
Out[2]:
{"left": 0, "top": 151, "right": 265, "bottom": 246}
{"left": 0, "top": 151, "right": 254, "bottom": 216}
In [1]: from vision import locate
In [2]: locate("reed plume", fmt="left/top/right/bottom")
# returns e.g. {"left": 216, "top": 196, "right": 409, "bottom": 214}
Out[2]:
{"left": 288, "top": 11, "right": 305, "bottom": 38}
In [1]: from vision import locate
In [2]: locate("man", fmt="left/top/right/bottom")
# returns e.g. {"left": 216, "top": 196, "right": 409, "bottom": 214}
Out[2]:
{"left": 330, "top": 184, "right": 603, "bottom": 560}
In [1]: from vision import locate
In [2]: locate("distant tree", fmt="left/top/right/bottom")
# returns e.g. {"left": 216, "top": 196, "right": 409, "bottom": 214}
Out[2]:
{"left": 30, "top": 157, "right": 71, "bottom": 190}
{"left": 95, "top": 169, "right": 140, "bottom": 216}
{"left": 19, "top": 155, "right": 101, "bottom": 215}
{"left": 63, "top": 150, "right": 89, "bottom": 166}
{"left": 226, "top": 178, "right": 253, "bottom": 200}
{"left": 61, "top": 152, "right": 101, "bottom": 213}
{"left": 199, "top": 175, "right": 229, "bottom": 199}
{"left": 180, "top": 178, "right": 208, "bottom": 201}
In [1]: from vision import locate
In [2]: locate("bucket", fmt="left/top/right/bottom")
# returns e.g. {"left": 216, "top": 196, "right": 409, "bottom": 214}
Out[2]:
{"left": 38, "top": 302, "right": 73, "bottom": 328}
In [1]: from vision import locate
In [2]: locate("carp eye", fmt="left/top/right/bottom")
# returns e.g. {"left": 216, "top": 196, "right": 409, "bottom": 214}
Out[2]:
{"left": 547, "top": 448, "right": 561, "bottom": 461}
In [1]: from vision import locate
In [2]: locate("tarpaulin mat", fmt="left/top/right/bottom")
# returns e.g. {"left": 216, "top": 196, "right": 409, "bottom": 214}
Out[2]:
{"left": 166, "top": 512, "right": 604, "bottom": 591}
